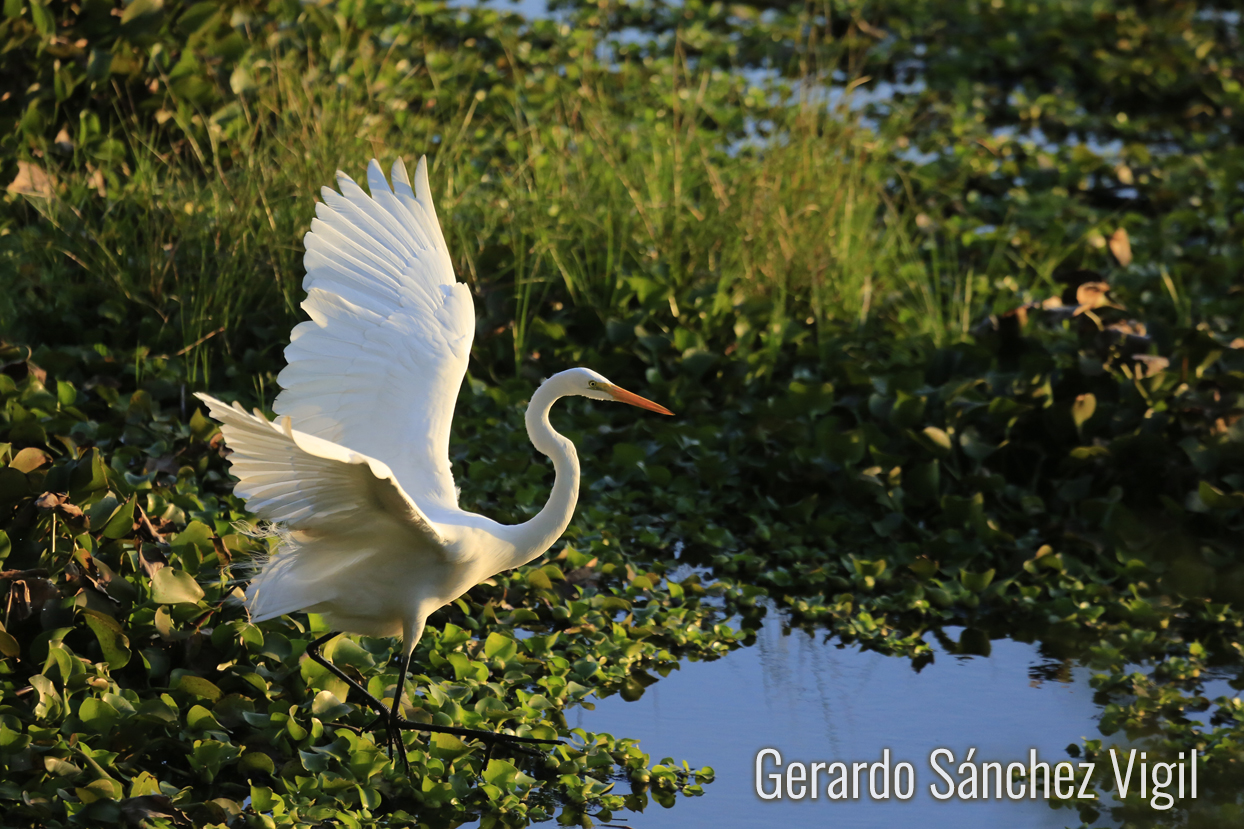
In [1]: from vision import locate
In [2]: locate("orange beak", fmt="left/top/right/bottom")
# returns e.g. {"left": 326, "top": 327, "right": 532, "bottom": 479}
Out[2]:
{"left": 604, "top": 384, "right": 674, "bottom": 415}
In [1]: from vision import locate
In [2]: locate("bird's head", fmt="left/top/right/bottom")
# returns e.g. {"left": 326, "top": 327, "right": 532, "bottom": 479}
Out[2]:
{"left": 558, "top": 367, "right": 674, "bottom": 415}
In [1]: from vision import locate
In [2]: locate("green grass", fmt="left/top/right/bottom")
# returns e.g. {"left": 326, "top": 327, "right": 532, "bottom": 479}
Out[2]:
{"left": 3, "top": 35, "right": 942, "bottom": 382}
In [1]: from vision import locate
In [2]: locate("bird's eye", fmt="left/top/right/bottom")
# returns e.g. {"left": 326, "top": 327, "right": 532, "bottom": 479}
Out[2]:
{"left": 588, "top": 381, "right": 597, "bottom": 388}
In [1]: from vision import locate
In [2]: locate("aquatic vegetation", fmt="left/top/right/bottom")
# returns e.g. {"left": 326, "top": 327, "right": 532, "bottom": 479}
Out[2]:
{"left": 3, "top": 0, "right": 1244, "bottom": 826}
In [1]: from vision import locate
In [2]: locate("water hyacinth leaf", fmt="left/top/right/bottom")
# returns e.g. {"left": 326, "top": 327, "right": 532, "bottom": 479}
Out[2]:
{"left": 191, "top": 740, "right": 240, "bottom": 782}
{"left": 483, "top": 758, "right": 520, "bottom": 788}
{"left": 29, "top": 674, "right": 61, "bottom": 720}
{"left": 150, "top": 568, "right": 204, "bottom": 604}
{"left": 960, "top": 569, "right": 995, "bottom": 593}
{"left": 611, "top": 443, "right": 645, "bottom": 468}
{"left": 430, "top": 732, "right": 472, "bottom": 761}
{"left": 82, "top": 609, "right": 131, "bottom": 668}
{"left": 0, "top": 629, "right": 18, "bottom": 658}
{"left": 327, "top": 636, "right": 375, "bottom": 671}
{"left": 311, "top": 690, "right": 351, "bottom": 722}
{"left": 128, "top": 772, "right": 161, "bottom": 798}
{"left": 957, "top": 427, "right": 996, "bottom": 462}
{"left": 889, "top": 391, "right": 926, "bottom": 428}
{"left": 101, "top": 496, "right": 136, "bottom": 539}
{"left": 918, "top": 426, "right": 953, "bottom": 457}
{"left": 79, "top": 697, "right": 121, "bottom": 733}
{"left": 484, "top": 631, "right": 518, "bottom": 661}
{"left": 175, "top": 674, "right": 222, "bottom": 701}
{"left": 822, "top": 426, "right": 866, "bottom": 466}
{"left": 906, "top": 460, "right": 940, "bottom": 503}
{"left": 239, "top": 752, "right": 276, "bottom": 775}
{"left": 1072, "top": 393, "right": 1097, "bottom": 430}
{"left": 0, "top": 468, "right": 30, "bottom": 504}
{"left": 187, "top": 704, "right": 224, "bottom": 731}
{"left": 10, "top": 447, "right": 49, "bottom": 473}
{"left": 474, "top": 697, "right": 511, "bottom": 722}
{"left": 76, "top": 777, "right": 124, "bottom": 802}
{"left": 171, "top": 520, "right": 214, "bottom": 552}
{"left": 1197, "top": 482, "right": 1244, "bottom": 511}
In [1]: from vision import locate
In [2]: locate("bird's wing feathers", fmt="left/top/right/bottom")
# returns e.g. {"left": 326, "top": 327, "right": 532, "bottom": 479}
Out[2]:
{"left": 197, "top": 393, "right": 466, "bottom": 557}
{"left": 272, "top": 157, "right": 473, "bottom": 512}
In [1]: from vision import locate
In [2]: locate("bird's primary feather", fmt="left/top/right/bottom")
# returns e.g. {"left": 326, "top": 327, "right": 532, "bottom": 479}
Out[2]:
{"left": 274, "top": 157, "right": 474, "bottom": 514}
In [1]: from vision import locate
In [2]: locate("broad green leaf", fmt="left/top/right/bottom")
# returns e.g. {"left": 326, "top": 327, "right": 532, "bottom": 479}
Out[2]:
{"left": 101, "top": 495, "right": 136, "bottom": 539}
{"left": 82, "top": 609, "right": 131, "bottom": 668}
{"left": 430, "top": 732, "right": 472, "bottom": 761}
{"left": 151, "top": 568, "right": 204, "bottom": 604}
{"left": 1072, "top": 393, "right": 1096, "bottom": 429}
{"left": 484, "top": 632, "right": 518, "bottom": 661}
{"left": 482, "top": 758, "right": 519, "bottom": 788}
{"left": 175, "top": 674, "right": 222, "bottom": 701}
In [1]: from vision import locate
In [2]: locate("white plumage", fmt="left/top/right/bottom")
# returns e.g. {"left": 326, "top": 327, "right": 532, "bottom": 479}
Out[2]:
{"left": 197, "top": 156, "right": 671, "bottom": 752}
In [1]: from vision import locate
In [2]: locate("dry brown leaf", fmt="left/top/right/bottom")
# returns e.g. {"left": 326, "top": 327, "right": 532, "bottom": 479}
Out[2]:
{"left": 1075, "top": 281, "right": 1112, "bottom": 310}
{"left": 1132, "top": 354, "right": 1170, "bottom": 377}
{"left": 4, "top": 576, "right": 61, "bottom": 623}
{"left": 138, "top": 545, "right": 169, "bottom": 579}
{"left": 1109, "top": 228, "right": 1132, "bottom": 267}
{"left": 10, "top": 447, "right": 50, "bottom": 473}
{"left": 34, "top": 492, "right": 68, "bottom": 510}
{"left": 6, "top": 161, "right": 54, "bottom": 198}
{"left": 54, "top": 127, "right": 74, "bottom": 153}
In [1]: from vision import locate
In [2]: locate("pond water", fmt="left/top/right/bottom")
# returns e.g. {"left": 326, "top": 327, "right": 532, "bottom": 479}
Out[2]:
{"left": 577, "top": 611, "right": 1110, "bottom": 828}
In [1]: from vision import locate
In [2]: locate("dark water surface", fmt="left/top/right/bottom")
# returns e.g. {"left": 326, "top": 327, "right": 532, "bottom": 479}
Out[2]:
{"left": 578, "top": 614, "right": 1108, "bottom": 828}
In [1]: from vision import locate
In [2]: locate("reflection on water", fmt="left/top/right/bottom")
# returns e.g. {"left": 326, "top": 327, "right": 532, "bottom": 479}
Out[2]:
{"left": 579, "top": 615, "right": 1107, "bottom": 828}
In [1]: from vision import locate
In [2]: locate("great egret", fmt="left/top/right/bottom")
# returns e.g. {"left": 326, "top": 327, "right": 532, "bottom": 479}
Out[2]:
{"left": 196, "top": 156, "right": 672, "bottom": 763}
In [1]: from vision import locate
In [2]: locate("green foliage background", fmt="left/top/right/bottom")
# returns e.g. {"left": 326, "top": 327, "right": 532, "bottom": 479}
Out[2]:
{"left": 2, "top": 0, "right": 1244, "bottom": 827}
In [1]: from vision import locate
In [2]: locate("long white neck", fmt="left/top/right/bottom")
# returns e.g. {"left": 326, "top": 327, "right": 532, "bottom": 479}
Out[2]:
{"left": 501, "top": 378, "right": 580, "bottom": 570}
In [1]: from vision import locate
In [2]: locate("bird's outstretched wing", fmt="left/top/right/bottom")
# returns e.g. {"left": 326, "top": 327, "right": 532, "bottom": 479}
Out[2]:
{"left": 196, "top": 394, "right": 447, "bottom": 549}
{"left": 273, "top": 156, "right": 473, "bottom": 513}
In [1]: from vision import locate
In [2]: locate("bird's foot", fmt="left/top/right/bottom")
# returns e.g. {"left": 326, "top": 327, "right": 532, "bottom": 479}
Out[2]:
{"left": 391, "top": 718, "right": 562, "bottom": 762}
{"left": 366, "top": 713, "right": 413, "bottom": 775}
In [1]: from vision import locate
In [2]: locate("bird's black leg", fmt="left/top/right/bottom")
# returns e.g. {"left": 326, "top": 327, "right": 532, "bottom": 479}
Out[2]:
{"left": 386, "top": 645, "right": 417, "bottom": 774}
{"left": 303, "top": 629, "right": 410, "bottom": 766}
{"left": 305, "top": 632, "right": 392, "bottom": 715}
{"left": 305, "top": 632, "right": 563, "bottom": 764}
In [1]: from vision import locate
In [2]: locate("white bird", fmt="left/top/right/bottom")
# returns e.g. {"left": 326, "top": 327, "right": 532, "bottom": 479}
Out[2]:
{"left": 196, "top": 156, "right": 671, "bottom": 762}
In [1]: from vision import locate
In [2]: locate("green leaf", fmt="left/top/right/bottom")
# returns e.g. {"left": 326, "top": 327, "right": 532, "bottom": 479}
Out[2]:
{"left": 311, "top": 690, "right": 351, "bottom": 722}
{"left": 151, "top": 568, "right": 205, "bottom": 604}
{"left": 83, "top": 609, "right": 131, "bottom": 668}
{"left": 1072, "top": 393, "right": 1096, "bottom": 429}
{"left": 175, "top": 674, "right": 222, "bottom": 701}
{"left": 120, "top": 0, "right": 162, "bottom": 25}
{"left": 430, "top": 732, "right": 473, "bottom": 761}
{"left": 239, "top": 753, "right": 275, "bottom": 775}
{"left": 28, "top": 0, "right": 52, "bottom": 34}
{"left": 482, "top": 758, "right": 519, "bottom": 788}
{"left": 960, "top": 569, "right": 996, "bottom": 593}
{"left": 186, "top": 704, "right": 223, "bottom": 731}
{"left": 101, "top": 495, "right": 136, "bottom": 539}
{"left": 823, "top": 427, "right": 866, "bottom": 466}
{"left": 0, "top": 629, "right": 19, "bottom": 658}
{"left": 918, "top": 426, "right": 953, "bottom": 457}
{"left": 483, "top": 632, "right": 518, "bottom": 661}
{"left": 1198, "top": 481, "right": 1244, "bottom": 511}
{"left": 30, "top": 674, "right": 61, "bottom": 720}
{"left": 79, "top": 697, "right": 120, "bottom": 733}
